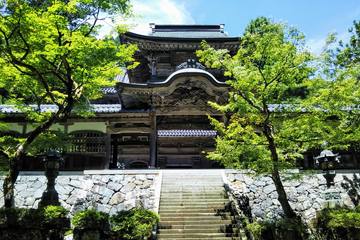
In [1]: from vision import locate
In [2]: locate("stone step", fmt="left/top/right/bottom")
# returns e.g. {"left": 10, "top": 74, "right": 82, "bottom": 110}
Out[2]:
{"left": 160, "top": 216, "right": 233, "bottom": 222}
{"left": 160, "top": 193, "right": 226, "bottom": 197}
{"left": 162, "top": 178, "right": 223, "bottom": 181}
{"left": 159, "top": 228, "right": 236, "bottom": 234}
{"left": 159, "top": 220, "right": 234, "bottom": 225}
{"left": 161, "top": 189, "right": 225, "bottom": 193}
{"left": 162, "top": 177, "right": 222, "bottom": 179}
{"left": 162, "top": 180, "right": 223, "bottom": 182}
{"left": 160, "top": 202, "right": 228, "bottom": 207}
{"left": 159, "top": 201, "right": 228, "bottom": 206}
{"left": 159, "top": 209, "right": 227, "bottom": 214}
{"left": 159, "top": 207, "right": 229, "bottom": 213}
{"left": 160, "top": 198, "right": 229, "bottom": 204}
{"left": 159, "top": 206, "right": 228, "bottom": 211}
{"left": 161, "top": 186, "right": 224, "bottom": 189}
{"left": 158, "top": 171, "right": 240, "bottom": 239}
{"left": 162, "top": 186, "right": 224, "bottom": 189}
{"left": 157, "top": 233, "right": 236, "bottom": 238}
{"left": 159, "top": 203, "right": 230, "bottom": 208}
{"left": 163, "top": 179, "right": 222, "bottom": 180}
{"left": 163, "top": 175, "right": 222, "bottom": 176}
{"left": 159, "top": 213, "right": 232, "bottom": 218}
{"left": 160, "top": 198, "right": 227, "bottom": 202}
{"left": 161, "top": 188, "right": 225, "bottom": 192}
{"left": 162, "top": 172, "right": 223, "bottom": 175}
{"left": 160, "top": 192, "right": 226, "bottom": 197}
{"left": 160, "top": 196, "right": 227, "bottom": 200}
{"left": 158, "top": 223, "right": 237, "bottom": 229}
{"left": 157, "top": 238, "right": 236, "bottom": 240}
{"left": 159, "top": 203, "right": 229, "bottom": 208}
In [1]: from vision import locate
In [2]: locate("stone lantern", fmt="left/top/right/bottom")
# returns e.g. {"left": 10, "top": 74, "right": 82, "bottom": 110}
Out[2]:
{"left": 39, "top": 150, "right": 63, "bottom": 207}
{"left": 314, "top": 149, "right": 341, "bottom": 188}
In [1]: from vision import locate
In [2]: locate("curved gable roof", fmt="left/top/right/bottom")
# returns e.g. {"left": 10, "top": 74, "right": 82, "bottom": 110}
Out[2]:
{"left": 119, "top": 68, "right": 227, "bottom": 89}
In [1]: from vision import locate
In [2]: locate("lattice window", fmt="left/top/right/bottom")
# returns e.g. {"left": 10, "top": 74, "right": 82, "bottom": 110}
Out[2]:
{"left": 68, "top": 131, "right": 105, "bottom": 153}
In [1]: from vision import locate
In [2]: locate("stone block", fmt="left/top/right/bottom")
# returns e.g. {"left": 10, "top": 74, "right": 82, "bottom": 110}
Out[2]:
{"left": 107, "top": 181, "right": 123, "bottom": 191}
{"left": 32, "top": 181, "right": 43, "bottom": 189}
{"left": 227, "top": 174, "right": 235, "bottom": 182}
{"left": 121, "top": 183, "right": 136, "bottom": 193}
{"left": 96, "top": 203, "right": 110, "bottom": 213}
{"left": 109, "top": 192, "right": 125, "bottom": 205}
{"left": 33, "top": 188, "right": 44, "bottom": 199}
{"left": 97, "top": 185, "right": 114, "bottom": 198}
{"left": 254, "top": 180, "right": 266, "bottom": 187}
{"left": 142, "top": 180, "right": 153, "bottom": 189}
{"left": 16, "top": 183, "right": 28, "bottom": 192}
{"left": 146, "top": 175, "right": 154, "bottom": 180}
{"left": 101, "top": 175, "right": 110, "bottom": 184}
{"left": 56, "top": 184, "right": 74, "bottom": 196}
{"left": 69, "top": 179, "right": 81, "bottom": 188}
{"left": 263, "top": 184, "right": 276, "bottom": 194}
{"left": 137, "top": 175, "right": 146, "bottom": 181}
{"left": 56, "top": 176, "right": 70, "bottom": 186}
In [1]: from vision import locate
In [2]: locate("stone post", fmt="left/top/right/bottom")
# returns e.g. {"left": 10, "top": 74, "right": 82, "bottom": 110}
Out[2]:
{"left": 39, "top": 150, "right": 62, "bottom": 207}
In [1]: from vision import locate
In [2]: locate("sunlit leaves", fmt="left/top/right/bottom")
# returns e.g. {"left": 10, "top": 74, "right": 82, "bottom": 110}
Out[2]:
{"left": 0, "top": 0, "right": 135, "bottom": 164}
{"left": 198, "top": 17, "right": 316, "bottom": 174}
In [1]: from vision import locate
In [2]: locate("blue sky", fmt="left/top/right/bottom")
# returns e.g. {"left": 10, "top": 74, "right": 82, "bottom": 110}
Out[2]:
{"left": 107, "top": 0, "right": 360, "bottom": 54}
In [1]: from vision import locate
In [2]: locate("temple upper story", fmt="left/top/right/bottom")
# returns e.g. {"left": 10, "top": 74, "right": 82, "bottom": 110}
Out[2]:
{"left": 121, "top": 24, "right": 240, "bottom": 84}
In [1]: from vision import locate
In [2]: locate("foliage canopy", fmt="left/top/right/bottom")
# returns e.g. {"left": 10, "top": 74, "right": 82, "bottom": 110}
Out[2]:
{"left": 197, "top": 17, "right": 314, "bottom": 174}
{"left": 0, "top": 0, "right": 137, "bottom": 207}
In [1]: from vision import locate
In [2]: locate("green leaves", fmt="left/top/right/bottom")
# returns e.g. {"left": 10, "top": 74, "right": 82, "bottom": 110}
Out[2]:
{"left": 110, "top": 208, "right": 159, "bottom": 240}
{"left": 72, "top": 209, "right": 109, "bottom": 230}
{"left": 0, "top": 0, "right": 136, "bottom": 157}
{"left": 198, "top": 17, "right": 315, "bottom": 174}
{"left": 0, "top": 0, "right": 137, "bottom": 194}
{"left": 0, "top": 0, "right": 136, "bottom": 108}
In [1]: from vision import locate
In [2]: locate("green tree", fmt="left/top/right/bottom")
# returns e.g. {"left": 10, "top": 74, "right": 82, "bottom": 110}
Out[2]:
{"left": 0, "top": 0, "right": 137, "bottom": 208}
{"left": 197, "top": 17, "right": 314, "bottom": 219}
{"left": 336, "top": 20, "right": 360, "bottom": 68}
{"left": 310, "top": 20, "right": 360, "bottom": 157}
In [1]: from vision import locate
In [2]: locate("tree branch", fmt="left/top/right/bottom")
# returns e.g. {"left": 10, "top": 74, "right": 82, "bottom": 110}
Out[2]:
{"left": 236, "top": 90, "right": 262, "bottom": 112}
{"left": 17, "top": 27, "right": 30, "bottom": 61}
{"left": 84, "top": 7, "right": 100, "bottom": 37}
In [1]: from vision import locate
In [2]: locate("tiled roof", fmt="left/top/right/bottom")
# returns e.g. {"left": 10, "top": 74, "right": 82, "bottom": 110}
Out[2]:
{"left": 150, "top": 31, "right": 229, "bottom": 38}
{"left": 268, "top": 104, "right": 295, "bottom": 112}
{"left": 0, "top": 104, "right": 122, "bottom": 114}
{"left": 158, "top": 129, "right": 217, "bottom": 137}
{"left": 149, "top": 24, "right": 230, "bottom": 38}
{"left": 92, "top": 104, "right": 122, "bottom": 113}
{"left": 101, "top": 87, "right": 117, "bottom": 94}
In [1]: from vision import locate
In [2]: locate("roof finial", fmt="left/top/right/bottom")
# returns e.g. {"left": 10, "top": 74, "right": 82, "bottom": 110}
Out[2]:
{"left": 220, "top": 24, "right": 225, "bottom": 33}
{"left": 149, "top": 23, "right": 155, "bottom": 33}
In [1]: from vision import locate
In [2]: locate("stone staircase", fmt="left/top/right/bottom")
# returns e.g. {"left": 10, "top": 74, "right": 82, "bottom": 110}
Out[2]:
{"left": 157, "top": 170, "right": 240, "bottom": 240}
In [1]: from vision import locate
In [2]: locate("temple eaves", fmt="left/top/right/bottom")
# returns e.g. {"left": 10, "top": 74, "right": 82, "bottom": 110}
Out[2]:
{"left": 121, "top": 24, "right": 240, "bottom": 51}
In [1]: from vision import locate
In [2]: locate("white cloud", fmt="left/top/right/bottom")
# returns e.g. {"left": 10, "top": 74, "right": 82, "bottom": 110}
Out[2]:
{"left": 99, "top": 0, "right": 195, "bottom": 37}
{"left": 306, "top": 31, "right": 351, "bottom": 56}
{"left": 306, "top": 37, "right": 327, "bottom": 55}
{"left": 129, "top": 0, "right": 195, "bottom": 34}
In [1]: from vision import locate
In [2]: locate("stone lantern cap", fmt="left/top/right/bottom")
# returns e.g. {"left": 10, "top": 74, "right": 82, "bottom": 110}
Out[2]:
{"left": 314, "top": 149, "right": 341, "bottom": 169}
{"left": 314, "top": 150, "right": 339, "bottom": 160}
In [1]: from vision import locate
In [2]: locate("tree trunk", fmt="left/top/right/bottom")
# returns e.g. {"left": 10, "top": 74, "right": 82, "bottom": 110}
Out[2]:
{"left": 3, "top": 157, "right": 19, "bottom": 208}
{"left": 263, "top": 124, "right": 297, "bottom": 219}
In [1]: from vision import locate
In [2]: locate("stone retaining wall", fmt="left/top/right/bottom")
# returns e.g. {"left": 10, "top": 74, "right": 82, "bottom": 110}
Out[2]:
{"left": 0, "top": 170, "right": 161, "bottom": 215}
{"left": 225, "top": 170, "right": 358, "bottom": 222}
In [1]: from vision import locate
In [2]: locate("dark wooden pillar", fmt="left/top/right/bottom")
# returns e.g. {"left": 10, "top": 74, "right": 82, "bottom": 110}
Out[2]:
{"left": 105, "top": 133, "right": 112, "bottom": 169}
{"left": 149, "top": 111, "right": 157, "bottom": 168}
{"left": 110, "top": 136, "right": 118, "bottom": 169}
